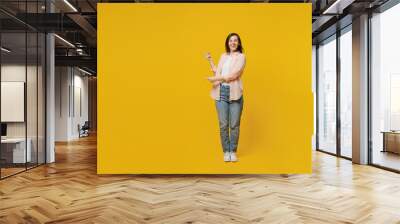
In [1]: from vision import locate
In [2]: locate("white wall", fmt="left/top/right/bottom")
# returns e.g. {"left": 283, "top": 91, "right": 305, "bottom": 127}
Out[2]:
{"left": 1, "top": 63, "right": 46, "bottom": 164}
{"left": 1, "top": 65, "right": 26, "bottom": 137}
{"left": 72, "top": 73, "right": 89, "bottom": 138}
{"left": 55, "top": 67, "right": 89, "bottom": 141}
{"left": 55, "top": 66, "right": 70, "bottom": 141}
{"left": 1, "top": 65, "right": 39, "bottom": 137}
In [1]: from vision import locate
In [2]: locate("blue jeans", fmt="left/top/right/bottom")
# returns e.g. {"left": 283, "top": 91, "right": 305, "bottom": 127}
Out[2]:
{"left": 215, "top": 85, "right": 243, "bottom": 153}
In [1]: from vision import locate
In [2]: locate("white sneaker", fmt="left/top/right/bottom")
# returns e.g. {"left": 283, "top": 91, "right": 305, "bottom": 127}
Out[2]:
{"left": 230, "top": 152, "right": 238, "bottom": 162}
{"left": 224, "top": 152, "right": 230, "bottom": 162}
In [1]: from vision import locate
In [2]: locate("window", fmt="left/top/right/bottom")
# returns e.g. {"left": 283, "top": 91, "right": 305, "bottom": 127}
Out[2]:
{"left": 339, "top": 28, "right": 352, "bottom": 158}
{"left": 317, "top": 36, "right": 337, "bottom": 154}
{"left": 371, "top": 3, "right": 400, "bottom": 171}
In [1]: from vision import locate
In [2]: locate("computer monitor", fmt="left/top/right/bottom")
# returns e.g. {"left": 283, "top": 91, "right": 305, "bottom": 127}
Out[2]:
{"left": 1, "top": 123, "right": 7, "bottom": 137}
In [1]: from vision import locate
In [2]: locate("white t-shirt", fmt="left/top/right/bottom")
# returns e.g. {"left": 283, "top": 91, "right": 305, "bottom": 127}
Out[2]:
{"left": 221, "top": 55, "right": 232, "bottom": 86}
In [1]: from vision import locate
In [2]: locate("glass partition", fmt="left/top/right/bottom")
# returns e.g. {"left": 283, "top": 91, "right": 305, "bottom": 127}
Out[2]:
{"left": 317, "top": 35, "right": 337, "bottom": 154}
{"left": 0, "top": 1, "right": 46, "bottom": 179}
{"left": 1, "top": 31, "right": 28, "bottom": 177}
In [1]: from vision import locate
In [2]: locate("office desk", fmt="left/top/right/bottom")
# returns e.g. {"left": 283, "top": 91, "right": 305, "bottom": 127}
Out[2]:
{"left": 382, "top": 131, "right": 400, "bottom": 154}
{"left": 1, "top": 138, "right": 32, "bottom": 163}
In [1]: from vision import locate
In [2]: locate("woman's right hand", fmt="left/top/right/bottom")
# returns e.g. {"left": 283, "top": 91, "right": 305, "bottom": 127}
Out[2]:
{"left": 205, "top": 52, "right": 216, "bottom": 74}
{"left": 205, "top": 52, "right": 212, "bottom": 61}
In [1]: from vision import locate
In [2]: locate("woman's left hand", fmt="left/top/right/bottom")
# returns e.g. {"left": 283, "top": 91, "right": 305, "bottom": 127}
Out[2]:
{"left": 207, "top": 76, "right": 216, "bottom": 82}
{"left": 207, "top": 76, "right": 225, "bottom": 83}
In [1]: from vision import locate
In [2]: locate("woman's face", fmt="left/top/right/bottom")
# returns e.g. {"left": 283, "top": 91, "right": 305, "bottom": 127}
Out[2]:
{"left": 228, "top": 35, "right": 239, "bottom": 52}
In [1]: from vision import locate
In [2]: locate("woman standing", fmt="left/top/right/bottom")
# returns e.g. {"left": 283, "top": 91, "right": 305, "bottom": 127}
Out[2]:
{"left": 206, "top": 33, "right": 246, "bottom": 162}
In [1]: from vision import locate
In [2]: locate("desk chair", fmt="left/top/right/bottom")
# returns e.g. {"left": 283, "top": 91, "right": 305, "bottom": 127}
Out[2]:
{"left": 78, "top": 121, "right": 90, "bottom": 138}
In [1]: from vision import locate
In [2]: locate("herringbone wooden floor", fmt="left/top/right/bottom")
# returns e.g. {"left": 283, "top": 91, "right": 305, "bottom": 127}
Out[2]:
{"left": 1, "top": 134, "right": 400, "bottom": 224}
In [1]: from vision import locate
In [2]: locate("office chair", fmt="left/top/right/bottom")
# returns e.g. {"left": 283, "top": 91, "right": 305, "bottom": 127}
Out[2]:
{"left": 79, "top": 121, "right": 90, "bottom": 138}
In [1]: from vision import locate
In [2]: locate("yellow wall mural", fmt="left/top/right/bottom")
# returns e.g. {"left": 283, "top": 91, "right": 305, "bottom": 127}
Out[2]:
{"left": 98, "top": 3, "right": 312, "bottom": 174}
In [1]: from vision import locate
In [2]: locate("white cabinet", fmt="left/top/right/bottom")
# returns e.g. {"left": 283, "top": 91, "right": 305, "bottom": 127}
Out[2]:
{"left": 1, "top": 138, "right": 32, "bottom": 163}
